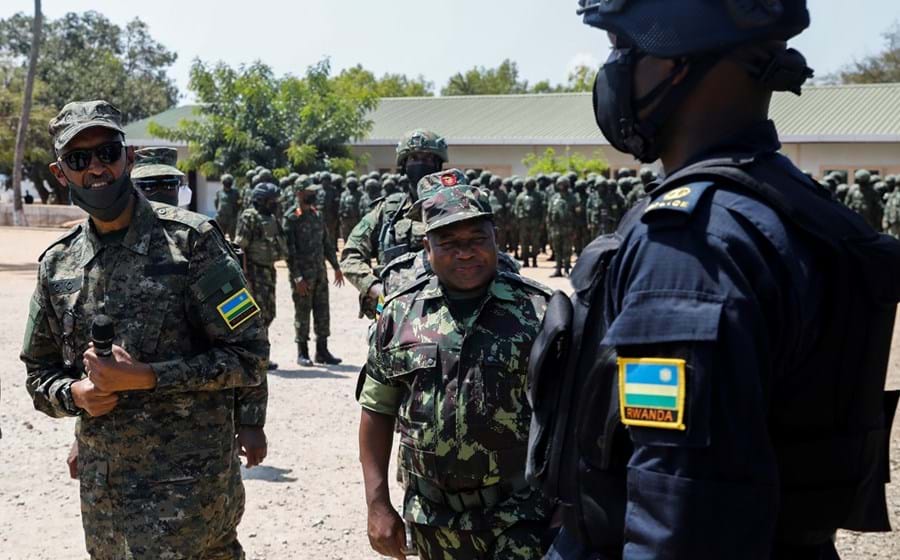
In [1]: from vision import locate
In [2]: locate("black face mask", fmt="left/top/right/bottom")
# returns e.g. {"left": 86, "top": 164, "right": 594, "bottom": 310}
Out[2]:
{"left": 593, "top": 47, "right": 711, "bottom": 163}
{"left": 145, "top": 190, "right": 178, "bottom": 206}
{"left": 405, "top": 161, "right": 442, "bottom": 200}
{"left": 68, "top": 172, "right": 134, "bottom": 222}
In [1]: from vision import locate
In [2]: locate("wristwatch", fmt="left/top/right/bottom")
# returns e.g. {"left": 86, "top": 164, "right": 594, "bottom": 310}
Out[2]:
{"left": 59, "top": 383, "right": 82, "bottom": 417}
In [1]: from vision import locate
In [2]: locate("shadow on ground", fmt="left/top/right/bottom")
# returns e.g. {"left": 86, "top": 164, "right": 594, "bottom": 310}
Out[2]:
{"left": 0, "top": 263, "right": 39, "bottom": 272}
{"left": 269, "top": 365, "right": 357, "bottom": 380}
{"left": 240, "top": 464, "right": 298, "bottom": 483}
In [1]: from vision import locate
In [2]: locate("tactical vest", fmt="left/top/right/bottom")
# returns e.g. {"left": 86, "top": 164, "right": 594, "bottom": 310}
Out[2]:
{"left": 526, "top": 155, "right": 900, "bottom": 549}
{"left": 377, "top": 193, "right": 425, "bottom": 268}
{"left": 245, "top": 212, "right": 282, "bottom": 267}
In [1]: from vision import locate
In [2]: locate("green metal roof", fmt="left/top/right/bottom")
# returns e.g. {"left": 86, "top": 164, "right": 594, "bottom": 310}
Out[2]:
{"left": 124, "top": 83, "right": 900, "bottom": 147}
{"left": 123, "top": 105, "right": 205, "bottom": 145}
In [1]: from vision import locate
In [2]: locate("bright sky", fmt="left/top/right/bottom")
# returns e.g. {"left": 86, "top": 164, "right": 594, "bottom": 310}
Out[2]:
{"left": 4, "top": 0, "right": 898, "bottom": 102}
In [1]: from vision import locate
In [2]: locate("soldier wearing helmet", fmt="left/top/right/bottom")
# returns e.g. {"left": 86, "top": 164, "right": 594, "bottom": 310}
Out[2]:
{"left": 530, "top": 2, "right": 900, "bottom": 559}
{"left": 214, "top": 173, "right": 239, "bottom": 239}
{"left": 234, "top": 182, "right": 287, "bottom": 371}
{"left": 340, "top": 129, "right": 449, "bottom": 317}
{"left": 845, "top": 169, "right": 884, "bottom": 230}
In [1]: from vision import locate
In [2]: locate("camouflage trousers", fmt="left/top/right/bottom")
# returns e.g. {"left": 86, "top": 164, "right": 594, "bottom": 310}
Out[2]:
{"left": 574, "top": 224, "right": 589, "bottom": 256}
{"left": 411, "top": 520, "right": 546, "bottom": 560}
{"left": 885, "top": 223, "right": 900, "bottom": 239}
{"left": 291, "top": 268, "right": 330, "bottom": 342}
{"left": 506, "top": 222, "right": 519, "bottom": 255}
{"left": 518, "top": 221, "right": 541, "bottom": 261}
{"left": 79, "top": 446, "right": 245, "bottom": 559}
{"left": 217, "top": 213, "right": 237, "bottom": 240}
{"left": 327, "top": 217, "right": 340, "bottom": 251}
{"left": 549, "top": 230, "right": 574, "bottom": 271}
{"left": 245, "top": 262, "right": 277, "bottom": 327}
{"left": 493, "top": 219, "right": 508, "bottom": 254}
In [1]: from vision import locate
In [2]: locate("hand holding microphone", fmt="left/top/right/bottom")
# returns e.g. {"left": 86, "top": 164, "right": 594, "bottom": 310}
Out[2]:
{"left": 83, "top": 315, "right": 157, "bottom": 394}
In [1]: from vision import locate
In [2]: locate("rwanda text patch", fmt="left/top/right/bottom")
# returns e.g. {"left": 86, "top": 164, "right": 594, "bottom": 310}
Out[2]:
{"left": 618, "top": 357, "right": 686, "bottom": 431}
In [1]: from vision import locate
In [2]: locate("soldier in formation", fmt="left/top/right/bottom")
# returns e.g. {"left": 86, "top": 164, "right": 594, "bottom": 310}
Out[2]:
{"left": 547, "top": 176, "right": 576, "bottom": 277}
{"left": 234, "top": 183, "right": 287, "bottom": 371}
{"left": 214, "top": 173, "right": 240, "bottom": 238}
{"left": 283, "top": 183, "right": 344, "bottom": 366}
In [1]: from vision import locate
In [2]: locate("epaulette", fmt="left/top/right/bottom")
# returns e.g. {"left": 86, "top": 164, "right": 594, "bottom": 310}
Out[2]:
{"left": 152, "top": 203, "right": 214, "bottom": 233}
{"left": 383, "top": 274, "right": 432, "bottom": 307}
{"left": 380, "top": 250, "right": 418, "bottom": 274}
{"left": 498, "top": 270, "right": 553, "bottom": 297}
{"left": 38, "top": 223, "right": 83, "bottom": 262}
{"left": 642, "top": 180, "right": 716, "bottom": 223}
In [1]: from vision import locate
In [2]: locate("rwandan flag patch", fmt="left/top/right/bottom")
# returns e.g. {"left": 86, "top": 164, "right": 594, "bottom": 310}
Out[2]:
{"left": 216, "top": 288, "right": 260, "bottom": 330}
{"left": 618, "top": 358, "right": 686, "bottom": 431}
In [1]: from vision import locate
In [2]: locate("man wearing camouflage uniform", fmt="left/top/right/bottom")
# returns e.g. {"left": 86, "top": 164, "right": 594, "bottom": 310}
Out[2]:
{"left": 339, "top": 176, "right": 364, "bottom": 241}
{"left": 882, "top": 176, "right": 900, "bottom": 238}
{"left": 283, "top": 184, "right": 344, "bottom": 366}
{"left": 234, "top": 183, "right": 286, "bottom": 370}
{"left": 513, "top": 178, "right": 542, "bottom": 268}
{"left": 340, "top": 130, "right": 449, "bottom": 317}
{"left": 214, "top": 174, "right": 240, "bottom": 239}
{"left": 572, "top": 179, "right": 590, "bottom": 255}
{"left": 488, "top": 176, "right": 510, "bottom": 250}
{"left": 358, "top": 184, "right": 551, "bottom": 560}
{"left": 845, "top": 169, "right": 884, "bottom": 231}
{"left": 23, "top": 101, "right": 268, "bottom": 559}
{"left": 130, "top": 147, "right": 184, "bottom": 207}
{"left": 548, "top": 177, "right": 577, "bottom": 277}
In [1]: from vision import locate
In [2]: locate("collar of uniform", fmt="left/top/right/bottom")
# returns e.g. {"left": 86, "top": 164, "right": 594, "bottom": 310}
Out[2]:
{"left": 414, "top": 272, "right": 514, "bottom": 303}
{"left": 667, "top": 120, "right": 781, "bottom": 176}
{"left": 78, "top": 193, "right": 151, "bottom": 266}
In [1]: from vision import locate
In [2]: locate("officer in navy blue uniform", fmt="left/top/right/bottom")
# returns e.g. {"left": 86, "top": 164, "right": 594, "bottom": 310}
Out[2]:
{"left": 533, "top": 2, "right": 900, "bottom": 559}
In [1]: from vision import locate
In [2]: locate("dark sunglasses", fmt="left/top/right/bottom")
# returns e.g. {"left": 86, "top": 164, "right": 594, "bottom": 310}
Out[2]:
{"left": 134, "top": 177, "right": 182, "bottom": 192}
{"left": 59, "top": 141, "right": 125, "bottom": 172}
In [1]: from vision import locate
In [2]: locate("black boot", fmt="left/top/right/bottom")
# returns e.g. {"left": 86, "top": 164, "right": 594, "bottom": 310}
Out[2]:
{"left": 267, "top": 360, "right": 279, "bottom": 371}
{"left": 550, "top": 268, "right": 563, "bottom": 278}
{"left": 297, "top": 342, "right": 313, "bottom": 367}
{"left": 315, "top": 339, "right": 342, "bottom": 365}
{"left": 532, "top": 257, "right": 538, "bottom": 268}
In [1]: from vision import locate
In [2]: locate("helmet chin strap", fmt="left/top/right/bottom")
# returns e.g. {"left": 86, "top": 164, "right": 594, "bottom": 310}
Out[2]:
{"left": 730, "top": 42, "right": 813, "bottom": 95}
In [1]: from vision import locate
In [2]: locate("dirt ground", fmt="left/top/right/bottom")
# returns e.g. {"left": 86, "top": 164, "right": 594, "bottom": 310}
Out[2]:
{"left": 0, "top": 226, "right": 898, "bottom": 559}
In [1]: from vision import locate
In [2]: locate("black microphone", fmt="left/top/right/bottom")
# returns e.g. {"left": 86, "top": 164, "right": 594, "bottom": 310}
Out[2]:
{"left": 91, "top": 315, "right": 115, "bottom": 358}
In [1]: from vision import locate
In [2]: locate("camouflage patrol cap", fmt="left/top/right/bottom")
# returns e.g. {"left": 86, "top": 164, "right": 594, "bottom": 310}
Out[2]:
{"left": 396, "top": 129, "right": 449, "bottom": 168}
{"left": 421, "top": 185, "right": 492, "bottom": 233}
{"left": 131, "top": 147, "right": 184, "bottom": 180}
{"left": 49, "top": 100, "right": 126, "bottom": 152}
{"left": 405, "top": 169, "right": 469, "bottom": 219}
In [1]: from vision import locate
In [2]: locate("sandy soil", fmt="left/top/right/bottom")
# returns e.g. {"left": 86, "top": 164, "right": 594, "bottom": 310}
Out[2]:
{"left": 0, "top": 226, "right": 897, "bottom": 559}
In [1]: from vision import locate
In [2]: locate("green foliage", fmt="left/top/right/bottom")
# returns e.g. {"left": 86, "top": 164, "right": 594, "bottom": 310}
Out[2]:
{"left": 523, "top": 147, "right": 608, "bottom": 177}
{"left": 151, "top": 58, "right": 377, "bottom": 177}
{"left": 334, "top": 65, "right": 433, "bottom": 97}
{"left": 442, "top": 59, "right": 530, "bottom": 96}
{"left": 440, "top": 60, "right": 596, "bottom": 96}
{"left": 0, "top": 11, "right": 178, "bottom": 123}
{"left": 838, "top": 21, "right": 900, "bottom": 84}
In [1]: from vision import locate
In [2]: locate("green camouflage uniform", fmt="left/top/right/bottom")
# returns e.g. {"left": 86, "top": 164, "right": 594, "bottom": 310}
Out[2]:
{"left": 845, "top": 171, "right": 884, "bottom": 232}
{"left": 882, "top": 187, "right": 900, "bottom": 238}
{"left": 572, "top": 182, "right": 589, "bottom": 255}
{"left": 513, "top": 183, "right": 542, "bottom": 266}
{"left": 22, "top": 194, "right": 268, "bottom": 559}
{"left": 283, "top": 199, "right": 339, "bottom": 344}
{"left": 234, "top": 206, "right": 286, "bottom": 327}
{"left": 339, "top": 183, "right": 364, "bottom": 241}
{"left": 358, "top": 185, "right": 552, "bottom": 560}
{"left": 547, "top": 185, "right": 577, "bottom": 274}
{"left": 214, "top": 186, "right": 240, "bottom": 239}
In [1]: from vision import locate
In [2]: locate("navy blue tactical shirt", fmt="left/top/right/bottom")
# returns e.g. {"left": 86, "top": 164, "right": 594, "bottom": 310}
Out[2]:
{"left": 602, "top": 121, "right": 825, "bottom": 558}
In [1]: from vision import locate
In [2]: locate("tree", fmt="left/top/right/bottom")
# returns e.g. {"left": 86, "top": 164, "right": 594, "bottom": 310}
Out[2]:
{"left": 523, "top": 147, "right": 608, "bottom": 177}
{"left": 12, "top": 0, "right": 41, "bottom": 225}
{"left": 150, "top": 58, "right": 377, "bottom": 179}
{"left": 442, "top": 59, "right": 530, "bottom": 96}
{"left": 334, "top": 65, "right": 433, "bottom": 98}
{"left": 838, "top": 21, "right": 900, "bottom": 84}
{"left": 565, "top": 65, "right": 595, "bottom": 93}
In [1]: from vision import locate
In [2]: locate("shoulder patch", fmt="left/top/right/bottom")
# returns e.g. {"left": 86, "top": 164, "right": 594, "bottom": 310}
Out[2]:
{"left": 642, "top": 181, "right": 716, "bottom": 222}
{"left": 618, "top": 357, "right": 686, "bottom": 431}
{"left": 38, "top": 224, "right": 83, "bottom": 262}
{"left": 498, "top": 271, "right": 552, "bottom": 297}
{"left": 216, "top": 288, "right": 260, "bottom": 330}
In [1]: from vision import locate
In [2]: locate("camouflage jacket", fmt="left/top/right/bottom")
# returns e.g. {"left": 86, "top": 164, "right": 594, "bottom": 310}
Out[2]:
{"left": 214, "top": 188, "right": 240, "bottom": 218}
{"left": 339, "top": 189, "right": 363, "bottom": 221}
{"left": 340, "top": 193, "right": 425, "bottom": 297}
{"left": 488, "top": 189, "right": 509, "bottom": 222}
{"left": 21, "top": 194, "right": 269, "bottom": 477}
{"left": 845, "top": 185, "right": 885, "bottom": 231}
{"left": 379, "top": 250, "right": 522, "bottom": 298}
{"left": 234, "top": 207, "right": 287, "bottom": 267}
{"left": 358, "top": 272, "right": 551, "bottom": 530}
{"left": 883, "top": 191, "right": 900, "bottom": 228}
{"left": 547, "top": 192, "right": 577, "bottom": 232}
{"left": 513, "top": 190, "right": 542, "bottom": 221}
{"left": 283, "top": 205, "right": 339, "bottom": 281}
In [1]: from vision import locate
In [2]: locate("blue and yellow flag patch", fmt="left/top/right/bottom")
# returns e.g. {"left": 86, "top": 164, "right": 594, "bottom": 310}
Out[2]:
{"left": 216, "top": 288, "right": 260, "bottom": 330}
{"left": 618, "top": 358, "right": 686, "bottom": 431}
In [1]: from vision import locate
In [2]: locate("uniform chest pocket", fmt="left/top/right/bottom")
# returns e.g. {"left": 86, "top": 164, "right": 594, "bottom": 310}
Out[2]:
{"left": 385, "top": 343, "right": 440, "bottom": 429}
{"left": 127, "top": 265, "right": 189, "bottom": 358}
